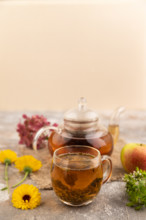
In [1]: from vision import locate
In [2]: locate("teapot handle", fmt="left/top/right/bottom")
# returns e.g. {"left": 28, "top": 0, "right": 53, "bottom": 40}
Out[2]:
{"left": 33, "top": 125, "right": 61, "bottom": 151}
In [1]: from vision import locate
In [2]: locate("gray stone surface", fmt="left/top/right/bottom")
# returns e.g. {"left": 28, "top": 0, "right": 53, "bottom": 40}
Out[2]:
{"left": 0, "top": 110, "right": 146, "bottom": 219}
{"left": 0, "top": 182, "right": 126, "bottom": 220}
{"left": 1, "top": 182, "right": 146, "bottom": 220}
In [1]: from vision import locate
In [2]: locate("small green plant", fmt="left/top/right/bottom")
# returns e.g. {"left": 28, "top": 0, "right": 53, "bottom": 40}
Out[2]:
{"left": 124, "top": 167, "right": 146, "bottom": 210}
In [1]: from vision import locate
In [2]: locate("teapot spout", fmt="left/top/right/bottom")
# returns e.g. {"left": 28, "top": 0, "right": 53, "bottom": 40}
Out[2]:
{"left": 109, "top": 106, "right": 125, "bottom": 126}
{"left": 108, "top": 106, "right": 125, "bottom": 145}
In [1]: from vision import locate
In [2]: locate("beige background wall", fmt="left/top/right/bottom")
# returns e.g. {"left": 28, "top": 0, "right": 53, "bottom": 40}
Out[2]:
{"left": 0, "top": 0, "right": 146, "bottom": 111}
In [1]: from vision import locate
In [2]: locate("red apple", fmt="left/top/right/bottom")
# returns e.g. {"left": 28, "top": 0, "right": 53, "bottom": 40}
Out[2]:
{"left": 121, "top": 143, "right": 146, "bottom": 173}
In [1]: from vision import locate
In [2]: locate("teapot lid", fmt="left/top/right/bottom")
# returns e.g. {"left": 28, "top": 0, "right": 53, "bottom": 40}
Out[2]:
{"left": 64, "top": 97, "right": 99, "bottom": 123}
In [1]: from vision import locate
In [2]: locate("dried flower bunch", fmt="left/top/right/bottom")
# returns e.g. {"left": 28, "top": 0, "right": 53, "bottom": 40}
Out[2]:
{"left": 17, "top": 114, "right": 58, "bottom": 149}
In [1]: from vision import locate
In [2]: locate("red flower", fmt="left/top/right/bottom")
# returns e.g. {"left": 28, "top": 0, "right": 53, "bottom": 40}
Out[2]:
{"left": 17, "top": 115, "right": 58, "bottom": 149}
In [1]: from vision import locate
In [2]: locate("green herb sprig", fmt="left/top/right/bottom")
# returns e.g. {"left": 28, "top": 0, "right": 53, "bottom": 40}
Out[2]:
{"left": 124, "top": 167, "right": 146, "bottom": 210}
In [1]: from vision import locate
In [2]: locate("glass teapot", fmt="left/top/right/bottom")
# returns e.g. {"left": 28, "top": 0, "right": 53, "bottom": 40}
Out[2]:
{"left": 33, "top": 97, "right": 124, "bottom": 156}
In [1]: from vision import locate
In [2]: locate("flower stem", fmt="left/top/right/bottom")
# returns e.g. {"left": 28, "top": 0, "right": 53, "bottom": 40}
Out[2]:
{"left": 12, "top": 171, "right": 29, "bottom": 188}
{"left": 1, "top": 162, "right": 9, "bottom": 193}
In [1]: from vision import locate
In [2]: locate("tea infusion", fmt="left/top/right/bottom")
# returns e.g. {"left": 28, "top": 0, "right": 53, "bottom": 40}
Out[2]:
{"left": 49, "top": 130, "right": 114, "bottom": 156}
{"left": 51, "top": 153, "right": 103, "bottom": 206}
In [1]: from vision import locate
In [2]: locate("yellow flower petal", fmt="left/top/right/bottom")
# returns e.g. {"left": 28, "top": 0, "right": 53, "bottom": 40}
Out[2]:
{"left": 12, "top": 184, "right": 41, "bottom": 210}
{"left": 15, "top": 155, "right": 42, "bottom": 172}
{"left": 0, "top": 150, "right": 17, "bottom": 164}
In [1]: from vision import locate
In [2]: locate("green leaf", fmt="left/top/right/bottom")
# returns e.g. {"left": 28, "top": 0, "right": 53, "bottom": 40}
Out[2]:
{"left": 135, "top": 206, "right": 142, "bottom": 211}
{"left": 124, "top": 167, "right": 146, "bottom": 210}
{"left": 126, "top": 202, "right": 135, "bottom": 207}
{"left": 1, "top": 187, "right": 8, "bottom": 191}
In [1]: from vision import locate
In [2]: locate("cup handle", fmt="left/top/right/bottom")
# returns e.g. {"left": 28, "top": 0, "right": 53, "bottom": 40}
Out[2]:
{"left": 101, "top": 155, "right": 112, "bottom": 184}
{"left": 33, "top": 126, "right": 60, "bottom": 151}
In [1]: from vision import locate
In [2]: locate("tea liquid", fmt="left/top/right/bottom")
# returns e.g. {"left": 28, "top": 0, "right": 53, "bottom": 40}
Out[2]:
{"left": 108, "top": 124, "right": 119, "bottom": 145}
{"left": 49, "top": 130, "right": 113, "bottom": 156}
{"left": 51, "top": 153, "right": 103, "bottom": 206}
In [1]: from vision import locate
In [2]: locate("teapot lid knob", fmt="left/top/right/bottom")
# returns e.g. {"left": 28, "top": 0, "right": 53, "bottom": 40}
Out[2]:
{"left": 78, "top": 97, "right": 87, "bottom": 111}
{"left": 64, "top": 97, "right": 98, "bottom": 122}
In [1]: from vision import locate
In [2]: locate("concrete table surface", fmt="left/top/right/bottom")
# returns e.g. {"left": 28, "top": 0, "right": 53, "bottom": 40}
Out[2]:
{"left": 0, "top": 110, "right": 146, "bottom": 220}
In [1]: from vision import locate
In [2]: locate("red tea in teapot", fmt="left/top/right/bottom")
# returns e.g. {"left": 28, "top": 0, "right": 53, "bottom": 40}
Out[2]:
{"left": 49, "top": 129, "right": 113, "bottom": 156}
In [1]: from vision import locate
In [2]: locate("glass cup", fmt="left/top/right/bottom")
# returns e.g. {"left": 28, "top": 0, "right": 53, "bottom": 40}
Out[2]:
{"left": 51, "top": 145, "right": 112, "bottom": 206}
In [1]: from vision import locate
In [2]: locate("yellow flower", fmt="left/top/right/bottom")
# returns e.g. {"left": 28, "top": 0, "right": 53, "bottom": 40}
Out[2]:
{"left": 12, "top": 155, "right": 42, "bottom": 188}
{"left": 15, "top": 155, "right": 42, "bottom": 173}
{"left": 0, "top": 149, "right": 17, "bottom": 192}
{"left": 12, "top": 184, "right": 41, "bottom": 210}
{"left": 0, "top": 149, "right": 17, "bottom": 164}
